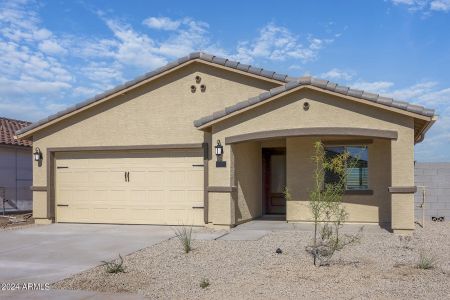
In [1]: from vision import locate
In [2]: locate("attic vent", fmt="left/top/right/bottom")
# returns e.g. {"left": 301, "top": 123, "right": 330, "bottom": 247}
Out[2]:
{"left": 303, "top": 102, "right": 310, "bottom": 111}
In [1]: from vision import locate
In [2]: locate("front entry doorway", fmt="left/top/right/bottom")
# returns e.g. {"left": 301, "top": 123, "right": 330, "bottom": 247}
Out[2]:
{"left": 262, "top": 148, "right": 286, "bottom": 215}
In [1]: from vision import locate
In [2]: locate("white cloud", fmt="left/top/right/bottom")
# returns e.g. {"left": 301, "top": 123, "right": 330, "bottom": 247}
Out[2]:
{"left": 105, "top": 19, "right": 168, "bottom": 69}
{"left": 390, "top": 0, "right": 450, "bottom": 12}
{"left": 418, "top": 87, "right": 450, "bottom": 106}
{"left": 320, "top": 68, "right": 354, "bottom": 81}
{"left": 79, "top": 16, "right": 222, "bottom": 69}
{"left": 0, "top": 0, "right": 75, "bottom": 120}
{"left": 157, "top": 18, "right": 213, "bottom": 57}
{"left": 0, "top": 78, "right": 71, "bottom": 95}
{"left": 392, "top": 0, "right": 417, "bottom": 5}
{"left": 430, "top": 0, "right": 450, "bottom": 11}
{"left": 349, "top": 80, "right": 442, "bottom": 105}
{"left": 388, "top": 81, "right": 438, "bottom": 100}
{"left": 38, "top": 40, "right": 67, "bottom": 55}
{"left": 346, "top": 77, "right": 450, "bottom": 160}
{"left": 233, "top": 23, "right": 334, "bottom": 64}
{"left": 80, "top": 62, "right": 125, "bottom": 89}
{"left": 143, "top": 17, "right": 181, "bottom": 30}
{"left": 72, "top": 86, "right": 100, "bottom": 98}
{"left": 0, "top": 0, "right": 72, "bottom": 83}
{"left": 351, "top": 81, "right": 395, "bottom": 93}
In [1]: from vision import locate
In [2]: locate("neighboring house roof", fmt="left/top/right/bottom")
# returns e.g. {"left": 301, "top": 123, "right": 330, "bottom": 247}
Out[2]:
{"left": 0, "top": 117, "right": 32, "bottom": 147}
{"left": 193, "top": 76, "right": 436, "bottom": 129}
{"left": 16, "top": 52, "right": 295, "bottom": 138}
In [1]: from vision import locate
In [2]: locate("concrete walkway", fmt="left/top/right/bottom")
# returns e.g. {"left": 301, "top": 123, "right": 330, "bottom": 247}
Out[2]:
{"left": 217, "top": 219, "right": 387, "bottom": 241}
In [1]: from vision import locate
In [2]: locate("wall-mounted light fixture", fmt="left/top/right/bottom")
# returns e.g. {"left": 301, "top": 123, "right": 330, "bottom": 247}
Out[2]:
{"left": 215, "top": 140, "right": 226, "bottom": 167}
{"left": 33, "top": 147, "right": 42, "bottom": 162}
{"left": 215, "top": 140, "right": 223, "bottom": 156}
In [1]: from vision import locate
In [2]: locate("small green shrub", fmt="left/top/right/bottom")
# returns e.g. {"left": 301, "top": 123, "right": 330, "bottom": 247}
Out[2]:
{"left": 416, "top": 253, "right": 435, "bottom": 270}
{"left": 174, "top": 225, "right": 193, "bottom": 253}
{"left": 101, "top": 254, "right": 125, "bottom": 273}
{"left": 200, "top": 278, "right": 210, "bottom": 289}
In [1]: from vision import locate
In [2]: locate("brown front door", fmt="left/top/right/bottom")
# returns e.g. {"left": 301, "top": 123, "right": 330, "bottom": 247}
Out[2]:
{"left": 262, "top": 148, "right": 286, "bottom": 215}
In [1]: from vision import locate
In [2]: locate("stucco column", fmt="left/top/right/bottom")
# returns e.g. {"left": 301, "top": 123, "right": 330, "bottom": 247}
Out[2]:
{"left": 206, "top": 133, "right": 235, "bottom": 228}
{"left": 32, "top": 141, "right": 53, "bottom": 224}
{"left": 390, "top": 131, "right": 415, "bottom": 234}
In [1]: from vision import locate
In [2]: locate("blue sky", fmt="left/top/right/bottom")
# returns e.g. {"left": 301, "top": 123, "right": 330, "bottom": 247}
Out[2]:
{"left": 1, "top": 0, "right": 449, "bottom": 161}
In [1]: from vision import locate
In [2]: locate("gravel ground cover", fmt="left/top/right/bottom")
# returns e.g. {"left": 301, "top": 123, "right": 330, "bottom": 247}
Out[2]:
{"left": 54, "top": 222, "right": 450, "bottom": 299}
{"left": 0, "top": 213, "right": 34, "bottom": 231}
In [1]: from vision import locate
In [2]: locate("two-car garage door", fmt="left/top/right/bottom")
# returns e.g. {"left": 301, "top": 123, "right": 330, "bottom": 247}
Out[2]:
{"left": 55, "top": 149, "right": 204, "bottom": 225}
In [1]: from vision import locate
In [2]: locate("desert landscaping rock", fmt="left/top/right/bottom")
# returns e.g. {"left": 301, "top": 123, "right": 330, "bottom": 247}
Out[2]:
{"left": 54, "top": 222, "right": 450, "bottom": 299}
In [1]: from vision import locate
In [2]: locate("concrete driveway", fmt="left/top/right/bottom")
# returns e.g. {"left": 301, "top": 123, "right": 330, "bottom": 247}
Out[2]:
{"left": 0, "top": 224, "right": 175, "bottom": 284}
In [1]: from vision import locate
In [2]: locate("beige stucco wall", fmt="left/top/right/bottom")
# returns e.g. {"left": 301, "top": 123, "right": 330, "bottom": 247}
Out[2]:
{"left": 208, "top": 192, "right": 234, "bottom": 226}
{"left": 391, "top": 127, "right": 415, "bottom": 232}
{"left": 210, "top": 88, "right": 413, "bottom": 188}
{"left": 29, "top": 59, "right": 418, "bottom": 231}
{"left": 286, "top": 137, "right": 391, "bottom": 224}
{"left": 31, "top": 62, "right": 279, "bottom": 220}
{"left": 210, "top": 88, "right": 415, "bottom": 228}
{"left": 231, "top": 141, "right": 262, "bottom": 224}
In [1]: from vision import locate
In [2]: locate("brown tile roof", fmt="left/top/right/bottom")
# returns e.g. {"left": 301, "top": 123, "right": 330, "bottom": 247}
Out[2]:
{"left": 0, "top": 117, "right": 32, "bottom": 147}
{"left": 17, "top": 52, "right": 436, "bottom": 137}
{"left": 17, "top": 52, "right": 295, "bottom": 136}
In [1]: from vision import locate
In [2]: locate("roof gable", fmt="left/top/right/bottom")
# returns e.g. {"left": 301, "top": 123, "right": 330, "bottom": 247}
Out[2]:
{"left": 17, "top": 52, "right": 292, "bottom": 138}
{"left": 194, "top": 76, "right": 435, "bottom": 129}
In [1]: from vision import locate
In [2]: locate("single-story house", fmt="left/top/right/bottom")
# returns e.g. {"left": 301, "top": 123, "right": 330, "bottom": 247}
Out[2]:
{"left": 0, "top": 117, "right": 33, "bottom": 212}
{"left": 16, "top": 52, "right": 436, "bottom": 234}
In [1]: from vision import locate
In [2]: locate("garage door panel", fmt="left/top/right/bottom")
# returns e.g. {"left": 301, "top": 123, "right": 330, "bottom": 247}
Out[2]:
{"left": 166, "top": 210, "right": 204, "bottom": 226}
{"left": 55, "top": 150, "right": 204, "bottom": 225}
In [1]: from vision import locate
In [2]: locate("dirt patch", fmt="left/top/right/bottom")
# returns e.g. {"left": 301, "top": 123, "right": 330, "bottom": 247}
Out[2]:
{"left": 54, "top": 222, "right": 450, "bottom": 299}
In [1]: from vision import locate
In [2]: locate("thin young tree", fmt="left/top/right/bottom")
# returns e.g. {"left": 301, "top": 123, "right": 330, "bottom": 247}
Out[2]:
{"left": 307, "top": 141, "right": 363, "bottom": 266}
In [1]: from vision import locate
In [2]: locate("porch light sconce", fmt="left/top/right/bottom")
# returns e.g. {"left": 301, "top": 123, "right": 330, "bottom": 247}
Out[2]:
{"left": 215, "top": 140, "right": 223, "bottom": 156}
{"left": 195, "top": 75, "right": 202, "bottom": 83}
{"left": 33, "top": 147, "right": 42, "bottom": 162}
{"left": 215, "top": 140, "right": 226, "bottom": 167}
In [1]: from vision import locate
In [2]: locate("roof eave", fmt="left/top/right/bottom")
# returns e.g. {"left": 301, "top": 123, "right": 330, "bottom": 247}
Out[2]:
{"left": 415, "top": 115, "right": 438, "bottom": 144}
